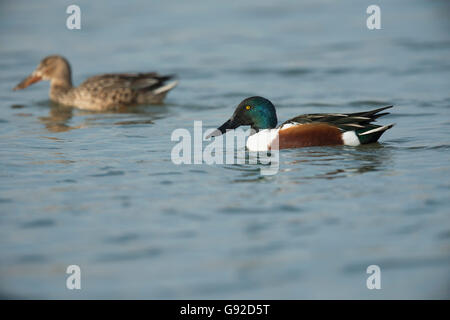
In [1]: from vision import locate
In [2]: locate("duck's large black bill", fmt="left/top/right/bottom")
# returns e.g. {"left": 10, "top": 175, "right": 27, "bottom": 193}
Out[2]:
{"left": 206, "top": 118, "right": 239, "bottom": 139}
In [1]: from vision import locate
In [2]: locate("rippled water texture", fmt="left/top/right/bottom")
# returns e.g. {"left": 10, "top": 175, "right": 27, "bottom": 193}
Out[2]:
{"left": 0, "top": 0, "right": 449, "bottom": 298}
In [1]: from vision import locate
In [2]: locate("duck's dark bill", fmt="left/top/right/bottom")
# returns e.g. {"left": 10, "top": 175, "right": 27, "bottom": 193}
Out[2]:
{"left": 13, "top": 73, "right": 42, "bottom": 90}
{"left": 206, "top": 118, "right": 239, "bottom": 139}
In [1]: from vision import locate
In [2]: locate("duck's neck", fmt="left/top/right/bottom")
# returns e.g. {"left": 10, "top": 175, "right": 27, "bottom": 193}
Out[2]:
{"left": 250, "top": 107, "right": 278, "bottom": 133}
{"left": 251, "top": 118, "right": 278, "bottom": 133}
{"left": 49, "top": 74, "right": 73, "bottom": 101}
{"left": 50, "top": 61, "right": 73, "bottom": 93}
{"left": 51, "top": 72, "right": 73, "bottom": 88}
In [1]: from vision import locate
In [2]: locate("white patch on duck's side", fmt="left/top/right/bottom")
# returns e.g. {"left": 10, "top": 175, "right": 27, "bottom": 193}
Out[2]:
{"left": 342, "top": 131, "right": 361, "bottom": 146}
{"left": 246, "top": 128, "right": 280, "bottom": 151}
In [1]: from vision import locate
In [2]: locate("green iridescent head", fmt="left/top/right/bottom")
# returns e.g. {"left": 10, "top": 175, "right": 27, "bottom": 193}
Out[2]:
{"left": 208, "top": 96, "right": 278, "bottom": 137}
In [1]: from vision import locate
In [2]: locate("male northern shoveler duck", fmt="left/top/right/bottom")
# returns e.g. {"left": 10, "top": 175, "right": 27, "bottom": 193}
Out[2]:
{"left": 13, "top": 55, "right": 177, "bottom": 111}
{"left": 207, "top": 96, "right": 394, "bottom": 151}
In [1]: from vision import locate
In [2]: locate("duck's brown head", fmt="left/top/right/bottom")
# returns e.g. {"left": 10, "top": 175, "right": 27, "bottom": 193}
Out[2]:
{"left": 13, "top": 55, "right": 72, "bottom": 90}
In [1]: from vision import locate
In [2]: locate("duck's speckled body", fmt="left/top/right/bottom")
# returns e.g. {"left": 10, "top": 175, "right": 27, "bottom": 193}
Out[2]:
{"left": 14, "top": 55, "right": 177, "bottom": 111}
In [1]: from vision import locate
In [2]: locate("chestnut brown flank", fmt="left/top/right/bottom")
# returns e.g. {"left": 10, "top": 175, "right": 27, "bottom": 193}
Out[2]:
{"left": 273, "top": 123, "right": 343, "bottom": 149}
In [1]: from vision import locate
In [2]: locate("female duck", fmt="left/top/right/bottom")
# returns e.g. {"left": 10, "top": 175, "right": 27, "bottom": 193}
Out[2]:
{"left": 207, "top": 96, "right": 394, "bottom": 151}
{"left": 13, "top": 55, "right": 177, "bottom": 111}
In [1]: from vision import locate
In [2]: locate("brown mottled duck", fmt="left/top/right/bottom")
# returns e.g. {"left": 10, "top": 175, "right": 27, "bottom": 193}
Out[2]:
{"left": 14, "top": 55, "right": 178, "bottom": 111}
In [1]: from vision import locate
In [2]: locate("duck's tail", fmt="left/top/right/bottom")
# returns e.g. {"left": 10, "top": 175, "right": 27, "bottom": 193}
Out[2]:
{"left": 356, "top": 123, "right": 395, "bottom": 144}
{"left": 152, "top": 80, "right": 178, "bottom": 95}
{"left": 137, "top": 76, "right": 178, "bottom": 104}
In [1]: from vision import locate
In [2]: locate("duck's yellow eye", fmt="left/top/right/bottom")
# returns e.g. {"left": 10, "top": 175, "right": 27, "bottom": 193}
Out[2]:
{"left": 245, "top": 105, "right": 251, "bottom": 110}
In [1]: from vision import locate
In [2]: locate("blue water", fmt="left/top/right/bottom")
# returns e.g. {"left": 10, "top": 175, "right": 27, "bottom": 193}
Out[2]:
{"left": 0, "top": 0, "right": 449, "bottom": 299}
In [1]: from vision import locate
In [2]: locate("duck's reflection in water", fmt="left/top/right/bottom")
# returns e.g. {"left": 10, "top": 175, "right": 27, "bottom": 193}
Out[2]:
{"left": 37, "top": 102, "right": 169, "bottom": 133}
{"left": 283, "top": 144, "right": 393, "bottom": 180}
{"left": 226, "top": 144, "right": 393, "bottom": 182}
{"left": 38, "top": 102, "right": 78, "bottom": 133}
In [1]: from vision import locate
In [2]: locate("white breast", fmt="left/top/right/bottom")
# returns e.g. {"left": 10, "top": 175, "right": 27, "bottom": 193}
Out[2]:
{"left": 246, "top": 129, "right": 280, "bottom": 151}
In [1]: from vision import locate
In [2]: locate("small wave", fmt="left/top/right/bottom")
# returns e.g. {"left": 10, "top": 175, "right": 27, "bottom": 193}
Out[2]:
{"left": 21, "top": 219, "right": 55, "bottom": 229}
{"left": 90, "top": 170, "right": 124, "bottom": 177}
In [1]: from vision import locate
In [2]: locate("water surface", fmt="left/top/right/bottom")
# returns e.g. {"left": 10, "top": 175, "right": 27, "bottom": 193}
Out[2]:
{"left": 0, "top": 0, "right": 449, "bottom": 298}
